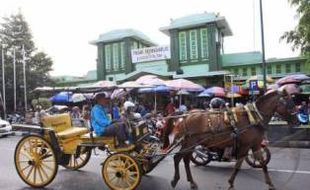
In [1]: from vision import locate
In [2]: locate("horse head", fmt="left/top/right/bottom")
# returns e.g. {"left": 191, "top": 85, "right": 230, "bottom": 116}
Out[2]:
{"left": 274, "top": 89, "right": 299, "bottom": 127}
{"left": 256, "top": 89, "right": 299, "bottom": 127}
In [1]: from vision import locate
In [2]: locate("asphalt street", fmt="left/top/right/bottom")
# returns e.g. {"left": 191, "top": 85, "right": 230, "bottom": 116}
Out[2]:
{"left": 1, "top": 136, "right": 310, "bottom": 190}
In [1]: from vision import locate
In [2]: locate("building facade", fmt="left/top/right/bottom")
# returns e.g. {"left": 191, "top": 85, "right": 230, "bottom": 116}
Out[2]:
{"left": 86, "top": 12, "right": 309, "bottom": 87}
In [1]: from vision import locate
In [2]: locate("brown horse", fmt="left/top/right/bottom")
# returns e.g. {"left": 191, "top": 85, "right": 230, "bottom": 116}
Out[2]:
{"left": 163, "top": 90, "right": 298, "bottom": 190}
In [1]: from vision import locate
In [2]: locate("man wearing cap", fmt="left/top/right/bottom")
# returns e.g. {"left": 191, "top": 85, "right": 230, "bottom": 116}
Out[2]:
{"left": 91, "top": 92, "right": 129, "bottom": 146}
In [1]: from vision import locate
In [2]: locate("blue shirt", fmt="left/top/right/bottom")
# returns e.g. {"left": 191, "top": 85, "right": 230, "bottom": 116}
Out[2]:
{"left": 91, "top": 104, "right": 111, "bottom": 136}
{"left": 112, "top": 106, "right": 120, "bottom": 120}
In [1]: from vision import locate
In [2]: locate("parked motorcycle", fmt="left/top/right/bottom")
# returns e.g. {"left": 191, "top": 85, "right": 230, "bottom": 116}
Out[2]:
{"left": 7, "top": 113, "right": 24, "bottom": 124}
{"left": 190, "top": 140, "right": 271, "bottom": 168}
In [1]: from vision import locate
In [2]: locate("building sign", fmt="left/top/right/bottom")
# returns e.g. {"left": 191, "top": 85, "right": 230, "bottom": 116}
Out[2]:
{"left": 131, "top": 45, "right": 171, "bottom": 63}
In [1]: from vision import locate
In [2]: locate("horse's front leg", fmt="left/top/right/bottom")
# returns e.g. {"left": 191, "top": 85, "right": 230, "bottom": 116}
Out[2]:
{"left": 171, "top": 153, "right": 183, "bottom": 188}
{"left": 228, "top": 147, "right": 249, "bottom": 189}
{"left": 228, "top": 157, "right": 244, "bottom": 189}
{"left": 254, "top": 149, "right": 276, "bottom": 190}
{"left": 183, "top": 152, "right": 198, "bottom": 190}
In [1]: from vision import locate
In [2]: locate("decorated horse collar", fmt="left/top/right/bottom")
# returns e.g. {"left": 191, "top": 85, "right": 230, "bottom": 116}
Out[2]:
{"left": 252, "top": 102, "right": 264, "bottom": 121}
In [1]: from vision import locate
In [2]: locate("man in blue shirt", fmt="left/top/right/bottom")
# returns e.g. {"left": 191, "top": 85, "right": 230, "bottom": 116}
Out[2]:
{"left": 91, "top": 92, "right": 128, "bottom": 146}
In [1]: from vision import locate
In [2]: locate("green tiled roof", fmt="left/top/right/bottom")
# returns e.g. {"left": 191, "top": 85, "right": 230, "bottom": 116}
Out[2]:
{"left": 222, "top": 51, "right": 262, "bottom": 67}
{"left": 90, "top": 29, "right": 156, "bottom": 46}
{"left": 160, "top": 12, "right": 232, "bottom": 36}
{"left": 222, "top": 52, "right": 307, "bottom": 67}
{"left": 173, "top": 70, "right": 229, "bottom": 79}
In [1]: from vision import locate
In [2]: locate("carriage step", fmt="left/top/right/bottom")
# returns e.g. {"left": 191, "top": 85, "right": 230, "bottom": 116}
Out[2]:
{"left": 80, "top": 143, "right": 106, "bottom": 147}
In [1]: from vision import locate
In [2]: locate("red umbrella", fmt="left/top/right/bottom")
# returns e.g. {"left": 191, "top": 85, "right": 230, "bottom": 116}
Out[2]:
{"left": 92, "top": 80, "right": 116, "bottom": 88}
{"left": 276, "top": 74, "right": 310, "bottom": 85}
{"left": 204, "top": 86, "right": 225, "bottom": 97}
{"left": 165, "top": 79, "right": 204, "bottom": 92}
{"left": 136, "top": 75, "right": 158, "bottom": 84}
{"left": 279, "top": 84, "right": 301, "bottom": 95}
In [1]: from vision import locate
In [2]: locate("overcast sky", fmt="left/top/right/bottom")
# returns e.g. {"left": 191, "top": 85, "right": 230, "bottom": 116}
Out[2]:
{"left": 0, "top": 0, "right": 299, "bottom": 76}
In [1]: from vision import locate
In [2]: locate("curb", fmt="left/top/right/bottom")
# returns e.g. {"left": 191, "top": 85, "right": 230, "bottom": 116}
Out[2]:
{"left": 270, "top": 141, "right": 310, "bottom": 148}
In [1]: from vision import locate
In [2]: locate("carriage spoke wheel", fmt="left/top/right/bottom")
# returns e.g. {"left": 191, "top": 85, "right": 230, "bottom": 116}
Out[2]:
{"left": 245, "top": 147, "right": 271, "bottom": 168}
{"left": 63, "top": 148, "right": 91, "bottom": 170}
{"left": 102, "top": 153, "right": 141, "bottom": 190}
{"left": 190, "top": 146, "right": 211, "bottom": 166}
{"left": 14, "top": 135, "right": 58, "bottom": 188}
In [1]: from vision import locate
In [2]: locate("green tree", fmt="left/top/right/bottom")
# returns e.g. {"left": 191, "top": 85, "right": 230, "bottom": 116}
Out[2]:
{"left": 281, "top": 0, "right": 310, "bottom": 53}
{"left": 0, "top": 13, "right": 54, "bottom": 112}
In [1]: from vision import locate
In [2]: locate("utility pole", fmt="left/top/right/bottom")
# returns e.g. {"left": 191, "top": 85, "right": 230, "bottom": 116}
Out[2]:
{"left": 22, "top": 45, "right": 27, "bottom": 111}
{"left": 13, "top": 48, "right": 16, "bottom": 112}
{"left": 259, "top": 0, "right": 267, "bottom": 91}
{"left": 1, "top": 46, "right": 6, "bottom": 119}
{"left": 231, "top": 75, "right": 234, "bottom": 106}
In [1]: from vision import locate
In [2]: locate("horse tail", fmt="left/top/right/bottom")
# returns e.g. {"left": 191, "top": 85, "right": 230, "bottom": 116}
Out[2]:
{"left": 162, "top": 117, "right": 175, "bottom": 150}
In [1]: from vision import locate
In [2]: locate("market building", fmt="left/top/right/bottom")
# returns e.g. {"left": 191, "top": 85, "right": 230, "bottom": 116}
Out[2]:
{"left": 61, "top": 12, "right": 309, "bottom": 87}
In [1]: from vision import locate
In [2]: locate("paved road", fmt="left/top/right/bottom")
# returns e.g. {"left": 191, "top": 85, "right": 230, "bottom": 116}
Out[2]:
{"left": 1, "top": 136, "right": 310, "bottom": 190}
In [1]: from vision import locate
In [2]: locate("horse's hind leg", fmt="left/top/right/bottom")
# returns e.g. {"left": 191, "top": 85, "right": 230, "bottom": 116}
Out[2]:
{"left": 254, "top": 149, "right": 276, "bottom": 190}
{"left": 171, "top": 153, "right": 183, "bottom": 188}
{"left": 183, "top": 153, "right": 198, "bottom": 190}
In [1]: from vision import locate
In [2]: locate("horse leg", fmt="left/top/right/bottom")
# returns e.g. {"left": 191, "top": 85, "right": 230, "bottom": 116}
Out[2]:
{"left": 183, "top": 153, "right": 198, "bottom": 190}
{"left": 254, "top": 149, "right": 276, "bottom": 190}
{"left": 228, "top": 147, "right": 248, "bottom": 189}
{"left": 228, "top": 157, "right": 244, "bottom": 189}
{"left": 171, "top": 153, "right": 183, "bottom": 188}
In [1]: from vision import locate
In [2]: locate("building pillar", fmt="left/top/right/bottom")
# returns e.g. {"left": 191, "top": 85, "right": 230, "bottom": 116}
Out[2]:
{"left": 97, "top": 43, "right": 105, "bottom": 80}
{"left": 169, "top": 29, "right": 179, "bottom": 71}
{"left": 207, "top": 23, "right": 218, "bottom": 71}
{"left": 124, "top": 37, "right": 133, "bottom": 74}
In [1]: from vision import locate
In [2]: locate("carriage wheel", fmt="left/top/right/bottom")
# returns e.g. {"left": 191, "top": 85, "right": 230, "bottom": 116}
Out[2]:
{"left": 190, "top": 146, "right": 211, "bottom": 166}
{"left": 14, "top": 135, "right": 58, "bottom": 188}
{"left": 63, "top": 148, "right": 91, "bottom": 170}
{"left": 245, "top": 147, "right": 271, "bottom": 168}
{"left": 102, "top": 153, "right": 142, "bottom": 190}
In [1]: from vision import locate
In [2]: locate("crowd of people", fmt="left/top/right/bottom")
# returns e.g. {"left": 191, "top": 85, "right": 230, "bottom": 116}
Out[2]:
{"left": 25, "top": 90, "right": 310, "bottom": 149}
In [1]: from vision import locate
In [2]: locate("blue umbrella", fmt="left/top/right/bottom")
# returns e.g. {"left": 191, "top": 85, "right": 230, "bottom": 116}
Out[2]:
{"left": 50, "top": 91, "right": 73, "bottom": 103}
{"left": 198, "top": 90, "right": 212, "bottom": 97}
{"left": 138, "top": 85, "right": 171, "bottom": 113}
{"left": 138, "top": 85, "right": 170, "bottom": 93}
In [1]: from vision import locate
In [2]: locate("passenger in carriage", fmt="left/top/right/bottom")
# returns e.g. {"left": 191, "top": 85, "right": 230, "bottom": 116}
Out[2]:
{"left": 209, "top": 97, "right": 226, "bottom": 109}
{"left": 91, "top": 92, "right": 131, "bottom": 147}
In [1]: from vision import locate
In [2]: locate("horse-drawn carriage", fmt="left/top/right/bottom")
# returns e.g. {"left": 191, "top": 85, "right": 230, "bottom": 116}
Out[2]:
{"left": 12, "top": 86, "right": 299, "bottom": 190}
{"left": 13, "top": 86, "right": 165, "bottom": 190}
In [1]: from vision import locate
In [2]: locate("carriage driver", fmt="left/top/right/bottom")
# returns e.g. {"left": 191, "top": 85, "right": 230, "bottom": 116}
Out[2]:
{"left": 91, "top": 92, "right": 131, "bottom": 147}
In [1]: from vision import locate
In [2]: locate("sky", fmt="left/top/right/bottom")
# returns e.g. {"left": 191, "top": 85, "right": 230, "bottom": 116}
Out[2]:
{"left": 0, "top": 0, "right": 299, "bottom": 77}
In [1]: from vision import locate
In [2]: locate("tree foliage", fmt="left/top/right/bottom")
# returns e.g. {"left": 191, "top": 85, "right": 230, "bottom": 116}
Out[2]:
{"left": 0, "top": 13, "right": 54, "bottom": 111}
{"left": 281, "top": 0, "right": 310, "bottom": 54}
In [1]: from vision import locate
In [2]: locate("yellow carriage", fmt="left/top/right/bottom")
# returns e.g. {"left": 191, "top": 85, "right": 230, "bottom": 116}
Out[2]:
{"left": 13, "top": 87, "right": 163, "bottom": 190}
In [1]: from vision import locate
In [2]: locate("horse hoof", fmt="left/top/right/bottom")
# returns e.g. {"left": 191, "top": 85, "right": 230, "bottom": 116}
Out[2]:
{"left": 269, "top": 187, "right": 276, "bottom": 190}
{"left": 228, "top": 187, "right": 235, "bottom": 190}
{"left": 190, "top": 182, "right": 198, "bottom": 190}
{"left": 171, "top": 180, "right": 177, "bottom": 188}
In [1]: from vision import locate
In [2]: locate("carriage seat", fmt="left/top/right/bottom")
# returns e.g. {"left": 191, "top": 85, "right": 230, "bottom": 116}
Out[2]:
{"left": 81, "top": 133, "right": 115, "bottom": 144}
{"left": 41, "top": 113, "right": 73, "bottom": 133}
{"left": 56, "top": 127, "right": 89, "bottom": 140}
